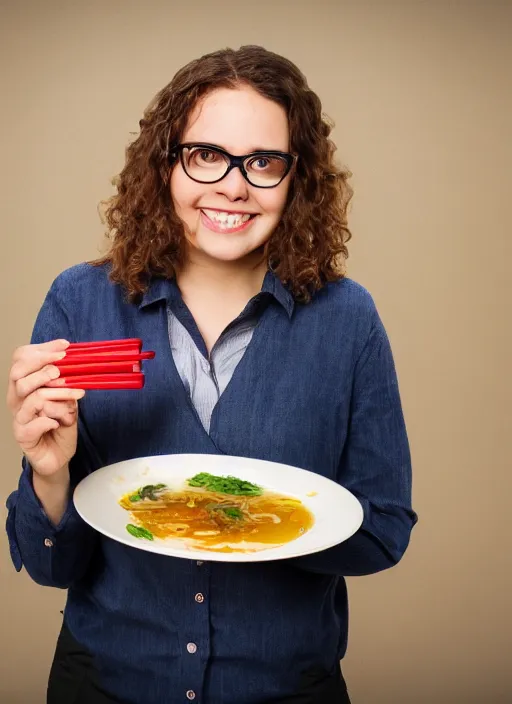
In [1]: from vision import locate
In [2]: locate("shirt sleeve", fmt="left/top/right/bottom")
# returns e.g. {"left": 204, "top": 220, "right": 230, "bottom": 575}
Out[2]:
{"left": 5, "top": 275, "right": 100, "bottom": 588}
{"left": 292, "top": 310, "right": 418, "bottom": 577}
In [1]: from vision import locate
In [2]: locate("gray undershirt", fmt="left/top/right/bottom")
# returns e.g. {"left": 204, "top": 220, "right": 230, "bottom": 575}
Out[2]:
{"left": 167, "top": 309, "right": 257, "bottom": 433}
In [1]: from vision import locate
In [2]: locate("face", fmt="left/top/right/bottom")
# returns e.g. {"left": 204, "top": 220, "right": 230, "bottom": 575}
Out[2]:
{"left": 170, "top": 86, "right": 292, "bottom": 265}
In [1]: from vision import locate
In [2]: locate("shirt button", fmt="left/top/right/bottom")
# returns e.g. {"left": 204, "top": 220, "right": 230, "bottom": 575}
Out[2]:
{"left": 186, "top": 691, "right": 196, "bottom": 700}
{"left": 186, "top": 642, "right": 197, "bottom": 654}
{"left": 44, "top": 538, "right": 53, "bottom": 547}
{"left": 196, "top": 561, "right": 203, "bottom": 566}
{"left": 194, "top": 593, "right": 204, "bottom": 603}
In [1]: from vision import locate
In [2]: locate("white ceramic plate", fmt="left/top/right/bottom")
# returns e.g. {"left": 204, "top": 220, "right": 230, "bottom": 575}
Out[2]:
{"left": 73, "top": 453, "right": 364, "bottom": 563}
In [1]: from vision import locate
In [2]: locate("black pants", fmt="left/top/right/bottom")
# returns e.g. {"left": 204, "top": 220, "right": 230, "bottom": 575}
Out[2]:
{"left": 48, "top": 623, "right": 351, "bottom": 704}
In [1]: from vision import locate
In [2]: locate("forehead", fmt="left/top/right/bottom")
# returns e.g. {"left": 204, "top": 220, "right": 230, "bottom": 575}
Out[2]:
{"left": 182, "top": 86, "right": 289, "bottom": 153}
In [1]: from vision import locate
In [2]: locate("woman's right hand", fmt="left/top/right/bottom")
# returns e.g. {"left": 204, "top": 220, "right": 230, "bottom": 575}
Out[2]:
{"left": 7, "top": 339, "right": 85, "bottom": 478}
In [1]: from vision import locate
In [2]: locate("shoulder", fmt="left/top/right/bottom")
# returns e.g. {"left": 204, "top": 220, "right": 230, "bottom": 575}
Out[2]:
{"left": 324, "top": 277, "right": 376, "bottom": 307}
{"left": 39, "top": 262, "right": 140, "bottom": 342}
{"left": 50, "top": 262, "right": 113, "bottom": 296}
{"left": 47, "top": 262, "right": 129, "bottom": 311}
{"left": 45, "top": 262, "right": 130, "bottom": 324}
{"left": 313, "top": 277, "right": 378, "bottom": 323}
{"left": 300, "top": 277, "right": 386, "bottom": 358}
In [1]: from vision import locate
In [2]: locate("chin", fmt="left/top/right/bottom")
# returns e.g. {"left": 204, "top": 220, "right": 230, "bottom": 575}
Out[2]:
{"left": 192, "top": 233, "right": 269, "bottom": 264}
{"left": 199, "top": 244, "right": 258, "bottom": 263}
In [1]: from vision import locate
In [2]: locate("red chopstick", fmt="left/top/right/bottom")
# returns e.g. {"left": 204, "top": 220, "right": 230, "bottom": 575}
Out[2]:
{"left": 46, "top": 373, "right": 145, "bottom": 390}
{"left": 57, "top": 361, "right": 142, "bottom": 376}
{"left": 64, "top": 345, "right": 141, "bottom": 358}
{"left": 63, "top": 345, "right": 142, "bottom": 358}
{"left": 47, "top": 340, "right": 154, "bottom": 389}
{"left": 67, "top": 339, "right": 142, "bottom": 350}
{"left": 56, "top": 351, "right": 155, "bottom": 366}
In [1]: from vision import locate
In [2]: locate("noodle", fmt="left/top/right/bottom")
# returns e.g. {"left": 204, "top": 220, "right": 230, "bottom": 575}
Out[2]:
{"left": 119, "top": 476, "right": 314, "bottom": 553}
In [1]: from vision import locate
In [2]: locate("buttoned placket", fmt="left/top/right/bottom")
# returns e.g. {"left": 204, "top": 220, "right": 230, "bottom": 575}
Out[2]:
{"left": 179, "top": 560, "right": 211, "bottom": 703}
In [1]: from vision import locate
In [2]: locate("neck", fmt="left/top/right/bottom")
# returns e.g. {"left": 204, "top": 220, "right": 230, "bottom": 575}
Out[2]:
{"left": 177, "top": 248, "right": 268, "bottom": 300}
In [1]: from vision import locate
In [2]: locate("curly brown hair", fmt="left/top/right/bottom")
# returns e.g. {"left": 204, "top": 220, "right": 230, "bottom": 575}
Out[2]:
{"left": 95, "top": 45, "right": 353, "bottom": 302}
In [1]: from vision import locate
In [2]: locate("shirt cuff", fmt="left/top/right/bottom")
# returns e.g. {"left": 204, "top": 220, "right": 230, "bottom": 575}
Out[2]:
{"left": 6, "top": 460, "right": 80, "bottom": 573}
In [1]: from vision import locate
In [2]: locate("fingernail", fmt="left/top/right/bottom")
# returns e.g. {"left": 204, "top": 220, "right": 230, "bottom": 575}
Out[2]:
{"left": 46, "top": 366, "right": 61, "bottom": 380}
{"left": 54, "top": 352, "right": 67, "bottom": 360}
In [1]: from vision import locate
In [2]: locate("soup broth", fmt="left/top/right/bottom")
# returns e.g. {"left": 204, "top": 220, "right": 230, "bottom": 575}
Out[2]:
{"left": 119, "top": 474, "right": 314, "bottom": 553}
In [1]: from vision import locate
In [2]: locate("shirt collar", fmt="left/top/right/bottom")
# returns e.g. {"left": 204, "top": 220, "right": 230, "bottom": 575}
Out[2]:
{"left": 138, "top": 277, "right": 180, "bottom": 309}
{"left": 260, "top": 270, "right": 295, "bottom": 318}
{"left": 139, "top": 270, "right": 295, "bottom": 318}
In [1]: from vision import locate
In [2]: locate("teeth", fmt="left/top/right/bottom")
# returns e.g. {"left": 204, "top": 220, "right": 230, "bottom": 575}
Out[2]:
{"left": 203, "top": 209, "right": 252, "bottom": 229}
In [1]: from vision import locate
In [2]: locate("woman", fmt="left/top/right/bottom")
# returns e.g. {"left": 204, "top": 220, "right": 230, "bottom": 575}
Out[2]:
{"left": 6, "top": 45, "right": 417, "bottom": 704}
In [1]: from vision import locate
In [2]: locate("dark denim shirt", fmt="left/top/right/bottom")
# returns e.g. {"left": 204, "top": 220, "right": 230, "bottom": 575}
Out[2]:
{"left": 5, "top": 263, "right": 417, "bottom": 704}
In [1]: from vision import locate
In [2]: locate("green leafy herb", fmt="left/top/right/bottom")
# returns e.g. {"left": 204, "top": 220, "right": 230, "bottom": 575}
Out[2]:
{"left": 221, "top": 507, "right": 244, "bottom": 520}
{"left": 128, "top": 484, "right": 167, "bottom": 503}
{"left": 204, "top": 503, "right": 243, "bottom": 520}
{"left": 126, "top": 524, "right": 154, "bottom": 541}
{"left": 188, "top": 472, "right": 262, "bottom": 496}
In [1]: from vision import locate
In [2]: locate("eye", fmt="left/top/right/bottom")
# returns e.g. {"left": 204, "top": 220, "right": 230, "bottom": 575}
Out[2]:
{"left": 198, "top": 149, "right": 217, "bottom": 163}
{"left": 187, "top": 147, "right": 223, "bottom": 168}
{"left": 252, "top": 157, "right": 270, "bottom": 170}
{"left": 246, "top": 155, "right": 288, "bottom": 179}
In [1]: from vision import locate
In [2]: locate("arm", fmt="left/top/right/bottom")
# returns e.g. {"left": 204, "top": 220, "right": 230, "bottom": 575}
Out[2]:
{"left": 293, "top": 312, "right": 418, "bottom": 577}
{"left": 7, "top": 433, "right": 100, "bottom": 588}
{"left": 5, "top": 276, "right": 101, "bottom": 588}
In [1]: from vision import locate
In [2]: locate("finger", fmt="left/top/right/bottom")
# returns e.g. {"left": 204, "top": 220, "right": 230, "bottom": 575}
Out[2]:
{"left": 17, "top": 399, "right": 78, "bottom": 427}
{"left": 38, "top": 388, "right": 86, "bottom": 401}
{"left": 43, "top": 399, "right": 78, "bottom": 419}
{"left": 13, "top": 416, "right": 60, "bottom": 449}
{"left": 42, "top": 399, "right": 79, "bottom": 427}
{"left": 12, "top": 365, "right": 63, "bottom": 401}
{"left": 14, "top": 388, "right": 85, "bottom": 424}
{"left": 10, "top": 350, "right": 68, "bottom": 384}
{"left": 56, "top": 411, "right": 78, "bottom": 428}
{"left": 11, "top": 339, "right": 70, "bottom": 364}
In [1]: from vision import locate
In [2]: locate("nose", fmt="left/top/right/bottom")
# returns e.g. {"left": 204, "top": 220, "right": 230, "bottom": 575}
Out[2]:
{"left": 215, "top": 166, "right": 250, "bottom": 202}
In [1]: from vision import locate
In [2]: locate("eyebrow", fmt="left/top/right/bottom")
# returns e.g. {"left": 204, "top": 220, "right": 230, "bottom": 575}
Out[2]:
{"left": 184, "top": 141, "right": 288, "bottom": 154}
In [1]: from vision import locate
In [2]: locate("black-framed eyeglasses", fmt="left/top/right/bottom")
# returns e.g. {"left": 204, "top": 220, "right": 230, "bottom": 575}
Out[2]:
{"left": 169, "top": 143, "right": 296, "bottom": 188}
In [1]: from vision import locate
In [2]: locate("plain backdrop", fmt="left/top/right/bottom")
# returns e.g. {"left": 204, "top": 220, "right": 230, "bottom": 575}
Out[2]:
{"left": 1, "top": 1, "right": 511, "bottom": 702}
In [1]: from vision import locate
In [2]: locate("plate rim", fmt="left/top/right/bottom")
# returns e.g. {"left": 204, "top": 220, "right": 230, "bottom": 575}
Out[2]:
{"left": 73, "top": 453, "right": 364, "bottom": 563}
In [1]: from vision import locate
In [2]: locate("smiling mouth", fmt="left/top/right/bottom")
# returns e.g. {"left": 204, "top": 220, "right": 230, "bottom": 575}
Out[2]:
{"left": 200, "top": 208, "right": 257, "bottom": 232}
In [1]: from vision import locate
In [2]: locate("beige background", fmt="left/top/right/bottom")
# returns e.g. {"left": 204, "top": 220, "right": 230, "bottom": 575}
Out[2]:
{"left": 1, "top": 1, "right": 511, "bottom": 702}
